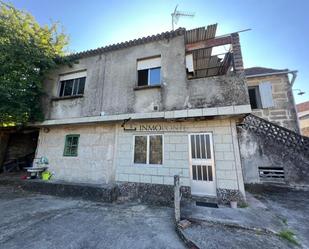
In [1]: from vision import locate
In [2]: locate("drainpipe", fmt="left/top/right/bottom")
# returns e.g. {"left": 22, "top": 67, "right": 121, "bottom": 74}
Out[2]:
{"left": 288, "top": 71, "right": 301, "bottom": 134}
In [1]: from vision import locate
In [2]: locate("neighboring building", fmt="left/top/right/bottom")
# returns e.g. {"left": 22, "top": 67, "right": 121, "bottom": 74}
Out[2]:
{"left": 245, "top": 67, "right": 299, "bottom": 132}
{"left": 297, "top": 101, "right": 309, "bottom": 136}
{"left": 33, "top": 24, "right": 251, "bottom": 203}
{"left": 239, "top": 67, "right": 307, "bottom": 185}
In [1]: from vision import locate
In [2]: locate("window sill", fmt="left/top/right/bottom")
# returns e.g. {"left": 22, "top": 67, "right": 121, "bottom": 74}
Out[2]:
{"left": 51, "top": 94, "right": 84, "bottom": 101}
{"left": 134, "top": 85, "right": 161, "bottom": 91}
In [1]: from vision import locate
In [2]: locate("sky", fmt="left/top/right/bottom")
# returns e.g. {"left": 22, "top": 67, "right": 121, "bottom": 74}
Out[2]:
{"left": 7, "top": 0, "right": 309, "bottom": 104}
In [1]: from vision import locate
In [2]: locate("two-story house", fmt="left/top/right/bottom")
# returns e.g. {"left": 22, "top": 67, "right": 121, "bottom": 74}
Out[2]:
{"left": 34, "top": 24, "right": 251, "bottom": 203}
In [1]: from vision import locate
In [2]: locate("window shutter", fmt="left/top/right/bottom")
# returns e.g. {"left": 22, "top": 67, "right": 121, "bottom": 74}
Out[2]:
{"left": 186, "top": 54, "right": 194, "bottom": 72}
{"left": 137, "top": 57, "right": 161, "bottom": 70}
{"left": 259, "top": 82, "right": 274, "bottom": 108}
{"left": 59, "top": 71, "right": 87, "bottom": 81}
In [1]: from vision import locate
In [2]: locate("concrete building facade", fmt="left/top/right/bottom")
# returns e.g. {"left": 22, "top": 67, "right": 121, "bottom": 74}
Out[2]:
{"left": 35, "top": 25, "right": 251, "bottom": 203}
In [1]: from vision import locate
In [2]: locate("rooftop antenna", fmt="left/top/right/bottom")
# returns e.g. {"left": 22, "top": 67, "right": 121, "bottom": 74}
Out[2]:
{"left": 171, "top": 5, "right": 195, "bottom": 30}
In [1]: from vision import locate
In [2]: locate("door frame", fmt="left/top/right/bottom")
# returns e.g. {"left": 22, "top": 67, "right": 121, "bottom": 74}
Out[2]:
{"left": 188, "top": 132, "right": 217, "bottom": 196}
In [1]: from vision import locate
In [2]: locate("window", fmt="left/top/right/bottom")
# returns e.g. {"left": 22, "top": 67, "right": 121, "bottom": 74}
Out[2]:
{"left": 248, "top": 86, "right": 261, "bottom": 109}
{"left": 248, "top": 82, "right": 274, "bottom": 109}
{"left": 58, "top": 71, "right": 87, "bottom": 97}
{"left": 134, "top": 135, "right": 163, "bottom": 164}
{"left": 63, "top": 134, "right": 80, "bottom": 157}
{"left": 137, "top": 57, "right": 161, "bottom": 86}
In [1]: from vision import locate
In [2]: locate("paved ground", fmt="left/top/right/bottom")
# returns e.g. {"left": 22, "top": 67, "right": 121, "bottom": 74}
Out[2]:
{"left": 184, "top": 220, "right": 294, "bottom": 249}
{"left": 254, "top": 188, "right": 309, "bottom": 249}
{"left": 0, "top": 186, "right": 185, "bottom": 249}
{"left": 182, "top": 189, "right": 309, "bottom": 249}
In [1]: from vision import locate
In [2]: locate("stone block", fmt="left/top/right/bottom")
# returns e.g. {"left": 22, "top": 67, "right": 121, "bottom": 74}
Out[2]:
{"left": 117, "top": 174, "right": 129, "bottom": 182}
{"left": 213, "top": 134, "right": 222, "bottom": 143}
{"left": 215, "top": 143, "right": 231, "bottom": 152}
{"left": 165, "top": 144, "right": 176, "bottom": 151}
{"left": 202, "top": 107, "right": 218, "bottom": 116}
{"left": 222, "top": 135, "right": 233, "bottom": 144}
{"left": 180, "top": 177, "right": 190, "bottom": 186}
{"left": 188, "top": 109, "right": 203, "bottom": 117}
{"left": 163, "top": 176, "right": 174, "bottom": 185}
{"left": 218, "top": 106, "right": 234, "bottom": 115}
{"left": 140, "top": 175, "right": 152, "bottom": 183}
{"left": 151, "top": 176, "right": 164, "bottom": 184}
{"left": 157, "top": 167, "right": 170, "bottom": 176}
{"left": 224, "top": 152, "right": 235, "bottom": 160}
{"left": 128, "top": 174, "right": 140, "bottom": 183}
{"left": 217, "top": 179, "right": 238, "bottom": 189}
{"left": 175, "top": 144, "right": 187, "bottom": 152}
{"left": 214, "top": 127, "right": 231, "bottom": 135}
{"left": 136, "top": 167, "right": 157, "bottom": 175}
{"left": 169, "top": 168, "right": 183, "bottom": 176}
{"left": 216, "top": 161, "right": 234, "bottom": 170}
{"left": 169, "top": 152, "right": 186, "bottom": 160}
{"left": 164, "top": 111, "right": 175, "bottom": 119}
{"left": 233, "top": 105, "right": 251, "bottom": 114}
{"left": 214, "top": 151, "right": 224, "bottom": 160}
{"left": 174, "top": 110, "right": 188, "bottom": 118}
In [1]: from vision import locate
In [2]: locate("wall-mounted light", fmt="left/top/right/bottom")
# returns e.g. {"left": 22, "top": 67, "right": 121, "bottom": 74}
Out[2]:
{"left": 293, "top": 89, "right": 305, "bottom": 96}
{"left": 43, "top": 127, "right": 50, "bottom": 133}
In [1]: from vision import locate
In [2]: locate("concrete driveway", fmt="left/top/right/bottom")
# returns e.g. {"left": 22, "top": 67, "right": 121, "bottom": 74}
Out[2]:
{"left": 0, "top": 186, "right": 185, "bottom": 249}
{"left": 254, "top": 187, "right": 309, "bottom": 248}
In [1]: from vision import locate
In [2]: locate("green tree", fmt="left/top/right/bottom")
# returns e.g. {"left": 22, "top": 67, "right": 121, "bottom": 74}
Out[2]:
{"left": 0, "top": 2, "right": 69, "bottom": 126}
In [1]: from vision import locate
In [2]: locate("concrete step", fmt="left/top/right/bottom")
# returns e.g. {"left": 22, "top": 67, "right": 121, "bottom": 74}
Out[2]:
{"left": 191, "top": 195, "right": 218, "bottom": 204}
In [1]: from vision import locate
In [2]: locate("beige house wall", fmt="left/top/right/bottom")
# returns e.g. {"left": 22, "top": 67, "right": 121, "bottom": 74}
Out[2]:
{"left": 115, "top": 118, "right": 245, "bottom": 195}
{"left": 246, "top": 74, "right": 299, "bottom": 132}
{"left": 35, "top": 117, "right": 245, "bottom": 197}
{"left": 36, "top": 124, "right": 116, "bottom": 184}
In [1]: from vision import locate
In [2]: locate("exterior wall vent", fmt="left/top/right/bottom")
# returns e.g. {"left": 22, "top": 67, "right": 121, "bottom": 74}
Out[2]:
{"left": 258, "top": 167, "right": 285, "bottom": 182}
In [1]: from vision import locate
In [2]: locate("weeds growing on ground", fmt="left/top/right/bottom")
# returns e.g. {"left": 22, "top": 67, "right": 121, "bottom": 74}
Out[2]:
{"left": 278, "top": 230, "right": 299, "bottom": 246}
{"left": 239, "top": 203, "right": 249, "bottom": 208}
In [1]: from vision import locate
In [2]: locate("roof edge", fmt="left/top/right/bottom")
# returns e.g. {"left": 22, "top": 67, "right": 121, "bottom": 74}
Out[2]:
{"left": 67, "top": 28, "right": 186, "bottom": 60}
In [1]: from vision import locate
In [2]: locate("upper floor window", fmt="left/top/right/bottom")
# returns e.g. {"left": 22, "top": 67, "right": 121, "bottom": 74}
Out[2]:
{"left": 137, "top": 57, "right": 161, "bottom": 87}
{"left": 248, "top": 82, "right": 274, "bottom": 109}
{"left": 248, "top": 86, "right": 261, "bottom": 109}
{"left": 58, "top": 71, "right": 86, "bottom": 97}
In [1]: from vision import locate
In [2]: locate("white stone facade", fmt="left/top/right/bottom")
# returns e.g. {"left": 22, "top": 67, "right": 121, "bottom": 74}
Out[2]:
{"left": 36, "top": 124, "right": 116, "bottom": 184}
{"left": 35, "top": 117, "right": 245, "bottom": 196}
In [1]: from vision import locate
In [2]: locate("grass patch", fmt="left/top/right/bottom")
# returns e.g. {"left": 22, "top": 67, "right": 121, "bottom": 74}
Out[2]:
{"left": 278, "top": 230, "right": 299, "bottom": 246}
{"left": 239, "top": 203, "right": 249, "bottom": 208}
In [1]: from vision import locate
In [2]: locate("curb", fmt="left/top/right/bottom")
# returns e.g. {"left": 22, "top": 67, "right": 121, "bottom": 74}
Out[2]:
{"left": 186, "top": 216, "right": 278, "bottom": 235}
{"left": 175, "top": 223, "right": 200, "bottom": 249}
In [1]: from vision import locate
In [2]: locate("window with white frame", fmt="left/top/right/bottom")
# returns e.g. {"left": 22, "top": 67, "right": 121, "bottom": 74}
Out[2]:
{"left": 58, "top": 71, "right": 86, "bottom": 97}
{"left": 137, "top": 57, "right": 161, "bottom": 87}
{"left": 133, "top": 135, "right": 163, "bottom": 164}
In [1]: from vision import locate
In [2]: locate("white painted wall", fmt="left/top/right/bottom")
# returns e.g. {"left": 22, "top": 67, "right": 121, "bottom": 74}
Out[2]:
{"left": 36, "top": 124, "right": 116, "bottom": 184}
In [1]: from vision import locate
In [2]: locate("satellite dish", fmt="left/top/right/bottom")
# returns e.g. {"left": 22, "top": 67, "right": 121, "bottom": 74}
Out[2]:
{"left": 171, "top": 4, "right": 195, "bottom": 30}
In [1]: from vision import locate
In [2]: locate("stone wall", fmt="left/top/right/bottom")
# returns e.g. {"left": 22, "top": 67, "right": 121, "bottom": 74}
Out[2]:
{"left": 36, "top": 124, "right": 116, "bottom": 184}
{"left": 246, "top": 74, "right": 299, "bottom": 132}
{"left": 115, "top": 118, "right": 245, "bottom": 196}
